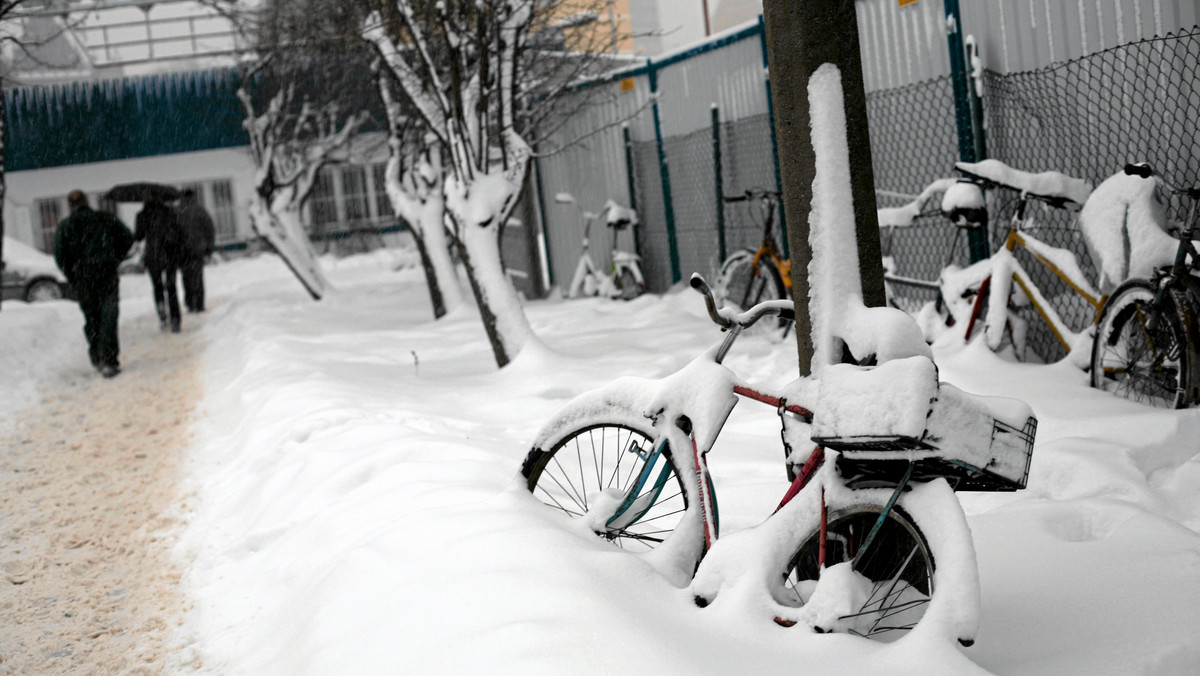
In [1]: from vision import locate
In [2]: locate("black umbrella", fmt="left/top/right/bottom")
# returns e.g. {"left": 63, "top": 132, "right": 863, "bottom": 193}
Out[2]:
{"left": 104, "top": 182, "right": 181, "bottom": 203}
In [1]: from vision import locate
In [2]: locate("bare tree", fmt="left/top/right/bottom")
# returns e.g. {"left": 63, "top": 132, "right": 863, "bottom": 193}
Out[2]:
{"left": 237, "top": 60, "right": 366, "bottom": 299}
{"left": 376, "top": 66, "right": 464, "bottom": 318}
{"left": 213, "top": 0, "right": 373, "bottom": 299}
{"left": 362, "top": 0, "right": 626, "bottom": 366}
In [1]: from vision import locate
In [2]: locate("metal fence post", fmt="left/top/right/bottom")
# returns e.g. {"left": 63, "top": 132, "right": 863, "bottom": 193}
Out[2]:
{"left": 531, "top": 153, "right": 553, "bottom": 293}
{"left": 622, "top": 124, "right": 643, "bottom": 259}
{"left": 944, "top": 0, "right": 990, "bottom": 263}
{"left": 649, "top": 61, "right": 682, "bottom": 284}
{"left": 758, "top": 14, "right": 789, "bottom": 259}
{"left": 712, "top": 104, "right": 726, "bottom": 264}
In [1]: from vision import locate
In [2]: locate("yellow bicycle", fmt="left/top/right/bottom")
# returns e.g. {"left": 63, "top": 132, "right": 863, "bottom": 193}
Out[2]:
{"left": 714, "top": 189, "right": 791, "bottom": 331}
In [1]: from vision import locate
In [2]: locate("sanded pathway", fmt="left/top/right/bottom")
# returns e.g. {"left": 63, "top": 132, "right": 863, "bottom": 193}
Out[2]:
{"left": 0, "top": 310, "right": 204, "bottom": 674}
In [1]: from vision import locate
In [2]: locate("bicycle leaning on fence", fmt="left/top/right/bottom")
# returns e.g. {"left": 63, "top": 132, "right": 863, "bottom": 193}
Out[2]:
{"left": 1090, "top": 163, "right": 1200, "bottom": 408}
{"left": 936, "top": 160, "right": 1098, "bottom": 362}
{"left": 714, "top": 189, "right": 791, "bottom": 330}
{"left": 557, "top": 192, "right": 645, "bottom": 300}
{"left": 519, "top": 274, "right": 1037, "bottom": 642}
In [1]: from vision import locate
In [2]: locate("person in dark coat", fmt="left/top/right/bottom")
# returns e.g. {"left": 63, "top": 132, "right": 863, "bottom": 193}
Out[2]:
{"left": 134, "top": 195, "right": 185, "bottom": 333}
{"left": 176, "top": 189, "right": 216, "bottom": 313}
{"left": 54, "top": 190, "right": 134, "bottom": 378}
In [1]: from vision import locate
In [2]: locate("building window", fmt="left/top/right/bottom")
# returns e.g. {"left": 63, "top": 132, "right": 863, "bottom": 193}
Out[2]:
{"left": 341, "top": 165, "right": 370, "bottom": 225}
{"left": 88, "top": 192, "right": 118, "bottom": 216}
{"left": 372, "top": 162, "right": 393, "bottom": 223}
{"left": 209, "top": 180, "right": 237, "bottom": 243}
{"left": 310, "top": 168, "right": 339, "bottom": 232}
{"left": 36, "top": 198, "right": 62, "bottom": 252}
{"left": 179, "top": 181, "right": 206, "bottom": 206}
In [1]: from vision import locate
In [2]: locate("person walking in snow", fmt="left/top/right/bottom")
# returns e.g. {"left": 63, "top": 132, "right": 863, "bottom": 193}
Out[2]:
{"left": 134, "top": 195, "right": 185, "bottom": 333}
{"left": 54, "top": 190, "right": 134, "bottom": 378}
{"left": 176, "top": 189, "right": 216, "bottom": 313}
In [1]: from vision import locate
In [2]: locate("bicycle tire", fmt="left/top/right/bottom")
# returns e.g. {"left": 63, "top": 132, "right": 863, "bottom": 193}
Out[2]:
{"left": 1090, "top": 278, "right": 1192, "bottom": 408}
{"left": 715, "top": 250, "right": 788, "bottom": 332}
{"left": 615, "top": 267, "right": 643, "bottom": 301}
{"left": 782, "top": 503, "right": 934, "bottom": 641}
{"left": 962, "top": 275, "right": 1023, "bottom": 359}
{"left": 714, "top": 249, "right": 755, "bottom": 309}
{"left": 521, "top": 412, "right": 688, "bottom": 551}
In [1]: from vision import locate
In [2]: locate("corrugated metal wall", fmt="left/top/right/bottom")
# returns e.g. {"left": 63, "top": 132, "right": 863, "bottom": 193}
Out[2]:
{"left": 534, "top": 73, "right": 654, "bottom": 293}
{"left": 855, "top": 0, "right": 1200, "bottom": 90}
{"left": 534, "top": 23, "right": 776, "bottom": 295}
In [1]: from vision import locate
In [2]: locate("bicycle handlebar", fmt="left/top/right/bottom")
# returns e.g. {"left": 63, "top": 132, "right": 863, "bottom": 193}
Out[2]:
{"left": 690, "top": 273, "right": 795, "bottom": 329}
{"left": 1125, "top": 162, "right": 1200, "bottom": 200}
{"left": 1124, "top": 163, "right": 1154, "bottom": 179}
{"left": 723, "top": 189, "right": 782, "bottom": 204}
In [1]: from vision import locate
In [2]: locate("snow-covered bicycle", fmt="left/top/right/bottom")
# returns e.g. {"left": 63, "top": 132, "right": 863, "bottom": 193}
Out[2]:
{"left": 520, "top": 275, "right": 1036, "bottom": 643}
{"left": 1090, "top": 163, "right": 1200, "bottom": 408}
{"left": 557, "top": 193, "right": 645, "bottom": 300}
{"left": 935, "top": 160, "right": 1098, "bottom": 361}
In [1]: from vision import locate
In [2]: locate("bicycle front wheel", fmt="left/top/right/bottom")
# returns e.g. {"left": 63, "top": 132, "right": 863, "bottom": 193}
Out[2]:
{"left": 521, "top": 415, "right": 688, "bottom": 551}
{"left": 615, "top": 267, "right": 643, "bottom": 301}
{"left": 1091, "top": 278, "right": 1192, "bottom": 408}
{"left": 783, "top": 503, "right": 934, "bottom": 641}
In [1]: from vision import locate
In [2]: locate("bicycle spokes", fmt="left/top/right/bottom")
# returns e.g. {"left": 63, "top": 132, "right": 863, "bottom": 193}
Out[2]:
{"left": 528, "top": 422, "right": 688, "bottom": 551}
{"left": 783, "top": 502, "right": 934, "bottom": 641}
{"left": 607, "top": 439, "right": 674, "bottom": 531}
{"left": 1096, "top": 295, "right": 1185, "bottom": 407}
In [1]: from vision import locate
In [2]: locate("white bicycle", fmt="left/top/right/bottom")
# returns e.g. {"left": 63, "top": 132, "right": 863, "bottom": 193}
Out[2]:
{"left": 556, "top": 192, "right": 645, "bottom": 300}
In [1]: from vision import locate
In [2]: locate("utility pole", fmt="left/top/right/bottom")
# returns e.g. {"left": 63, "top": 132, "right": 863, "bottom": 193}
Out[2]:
{"left": 760, "top": 0, "right": 885, "bottom": 375}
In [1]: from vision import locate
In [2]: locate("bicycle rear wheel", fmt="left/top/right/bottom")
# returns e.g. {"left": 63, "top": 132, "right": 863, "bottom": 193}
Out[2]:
{"left": 1091, "top": 278, "right": 1192, "bottom": 408}
{"left": 783, "top": 503, "right": 934, "bottom": 641}
{"left": 714, "top": 249, "right": 754, "bottom": 308}
{"left": 521, "top": 415, "right": 688, "bottom": 551}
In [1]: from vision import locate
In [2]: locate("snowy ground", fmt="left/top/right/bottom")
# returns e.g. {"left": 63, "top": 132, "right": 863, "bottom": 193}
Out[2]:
{"left": 3, "top": 249, "right": 1198, "bottom": 675}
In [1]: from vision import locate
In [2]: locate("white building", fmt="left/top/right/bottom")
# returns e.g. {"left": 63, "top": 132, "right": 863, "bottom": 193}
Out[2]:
{"left": 3, "top": 0, "right": 395, "bottom": 254}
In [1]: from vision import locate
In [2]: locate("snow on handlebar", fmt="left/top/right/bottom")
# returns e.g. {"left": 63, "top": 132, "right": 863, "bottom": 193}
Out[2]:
{"left": 689, "top": 273, "right": 795, "bottom": 329}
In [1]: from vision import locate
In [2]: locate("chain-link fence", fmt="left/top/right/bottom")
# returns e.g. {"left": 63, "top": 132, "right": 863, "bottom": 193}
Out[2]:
{"left": 980, "top": 25, "right": 1200, "bottom": 361}
{"left": 839, "top": 26, "right": 1200, "bottom": 361}
{"left": 530, "top": 23, "right": 1199, "bottom": 363}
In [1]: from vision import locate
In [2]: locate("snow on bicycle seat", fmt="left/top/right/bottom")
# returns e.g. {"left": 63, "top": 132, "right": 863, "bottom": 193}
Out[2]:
{"left": 955, "top": 159, "right": 1092, "bottom": 209}
{"left": 810, "top": 355, "right": 1037, "bottom": 492}
{"left": 604, "top": 201, "right": 638, "bottom": 230}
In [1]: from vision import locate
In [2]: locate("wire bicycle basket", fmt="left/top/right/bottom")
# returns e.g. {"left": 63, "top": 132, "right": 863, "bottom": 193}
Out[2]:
{"left": 810, "top": 357, "right": 1037, "bottom": 492}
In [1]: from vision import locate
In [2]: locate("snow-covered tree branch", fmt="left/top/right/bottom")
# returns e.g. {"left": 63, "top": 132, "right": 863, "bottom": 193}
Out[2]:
{"left": 363, "top": 0, "right": 542, "bottom": 367}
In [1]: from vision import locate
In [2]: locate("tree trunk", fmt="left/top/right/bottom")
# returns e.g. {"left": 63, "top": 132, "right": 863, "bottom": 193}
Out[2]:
{"left": 415, "top": 167, "right": 462, "bottom": 313}
{"left": 445, "top": 165, "right": 538, "bottom": 368}
{"left": 455, "top": 211, "right": 536, "bottom": 369}
{"left": 248, "top": 193, "right": 329, "bottom": 300}
{"left": 409, "top": 229, "right": 446, "bottom": 318}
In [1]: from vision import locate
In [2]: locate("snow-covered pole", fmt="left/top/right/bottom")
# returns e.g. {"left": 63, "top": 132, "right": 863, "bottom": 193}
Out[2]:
{"left": 760, "top": 0, "right": 886, "bottom": 375}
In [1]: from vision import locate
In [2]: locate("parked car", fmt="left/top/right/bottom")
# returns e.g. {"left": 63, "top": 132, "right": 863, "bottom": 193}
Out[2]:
{"left": 1, "top": 236, "right": 73, "bottom": 302}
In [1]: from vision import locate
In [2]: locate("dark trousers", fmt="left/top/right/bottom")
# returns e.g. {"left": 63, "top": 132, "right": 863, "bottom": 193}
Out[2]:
{"left": 181, "top": 256, "right": 206, "bottom": 312}
{"left": 148, "top": 264, "right": 181, "bottom": 330}
{"left": 76, "top": 275, "right": 121, "bottom": 368}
